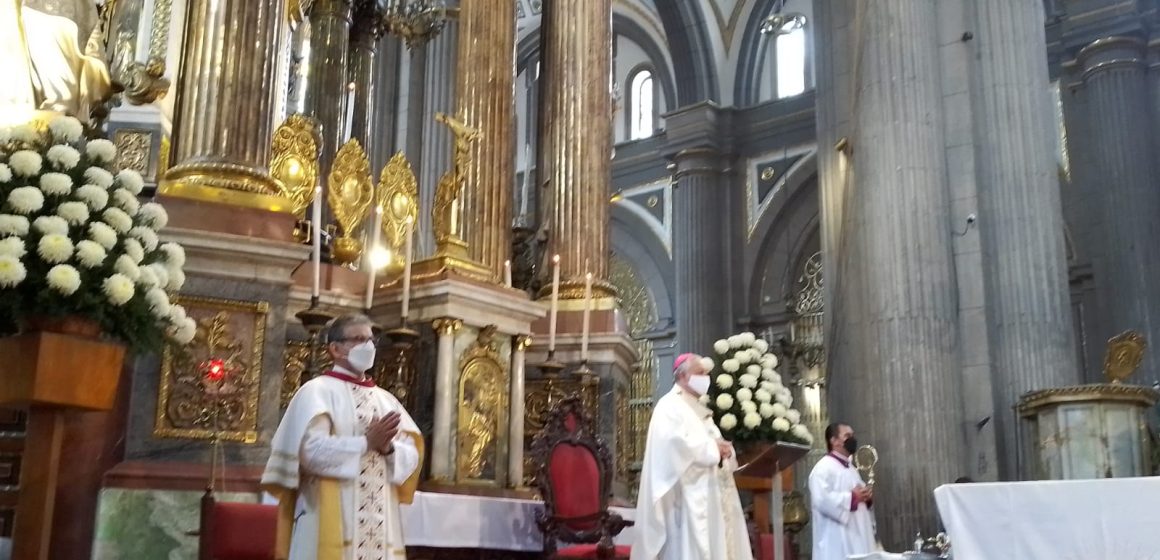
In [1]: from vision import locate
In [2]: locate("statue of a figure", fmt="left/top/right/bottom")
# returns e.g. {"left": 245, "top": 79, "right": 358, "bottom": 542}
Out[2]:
{"left": 0, "top": 0, "right": 114, "bottom": 127}
{"left": 431, "top": 112, "right": 480, "bottom": 243}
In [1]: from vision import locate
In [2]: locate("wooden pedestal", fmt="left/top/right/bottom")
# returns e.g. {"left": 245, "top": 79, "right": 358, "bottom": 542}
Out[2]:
{"left": 734, "top": 442, "right": 810, "bottom": 560}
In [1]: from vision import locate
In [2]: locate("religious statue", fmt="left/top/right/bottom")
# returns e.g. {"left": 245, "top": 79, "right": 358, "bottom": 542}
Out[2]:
{"left": 458, "top": 374, "right": 500, "bottom": 480}
{"left": 0, "top": 0, "right": 115, "bottom": 127}
{"left": 432, "top": 112, "right": 479, "bottom": 245}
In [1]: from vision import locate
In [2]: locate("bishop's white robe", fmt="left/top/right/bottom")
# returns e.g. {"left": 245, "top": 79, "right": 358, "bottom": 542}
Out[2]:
{"left": 808, "top": 453, "right": 876, "bottom": 560}
{"left": 262, "top": 369, "right": 423, "bottom": 560}
{"left": 631, "top": 386, "right": 753, "bottom": 560}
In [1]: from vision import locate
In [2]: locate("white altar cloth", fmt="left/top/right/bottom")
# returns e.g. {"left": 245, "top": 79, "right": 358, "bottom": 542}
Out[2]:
{"left": 848, "top": 553, "right": 907, "bottom": 560}
{"left": 934, "top": 477, "right": 1160, "bottom": 560}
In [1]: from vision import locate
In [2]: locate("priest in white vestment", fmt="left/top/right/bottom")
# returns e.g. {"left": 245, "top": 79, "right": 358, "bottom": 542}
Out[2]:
{"left": 809, "top": 422, "right": 876, "bottom": 560}
{"left": 262, "top": 314, "right": 424, "bottom": 560}
{"left": 632, "top": 353, "right": 753, "bottom": 560}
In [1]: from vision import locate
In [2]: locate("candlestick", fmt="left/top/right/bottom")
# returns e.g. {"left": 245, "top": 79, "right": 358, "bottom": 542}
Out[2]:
{"left": 401, "top": 217, "right": 414, "bottom": 322}
{"left": 364, "top": 205, "right": 383, "bottom": 310}
{"left": 581, "top": 271, "right": 592, "bottom": 361}
{"left": 504, "top": 260, "right": 512, "bottom": 287}
{"left": 548, "top": 254, "right": 560, "bottom": 352}
{"left": 311, "top": 185, "right": 322, "bottom": 299}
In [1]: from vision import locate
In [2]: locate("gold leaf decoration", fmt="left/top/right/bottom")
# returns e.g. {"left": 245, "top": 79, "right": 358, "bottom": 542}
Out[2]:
{"left": 270, "top": 114, "right": 321, "bottom": 219}
{"left": 327, "top": 138, "right": 374, "bottom": 236}
{"left": 378, "top": 152, "right": 419, "bottom": 263}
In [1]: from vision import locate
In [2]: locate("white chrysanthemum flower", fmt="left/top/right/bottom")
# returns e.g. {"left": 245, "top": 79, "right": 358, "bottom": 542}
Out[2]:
{"left": 46, "top": 264, "right": 81, "bottom": 295}
{"left": 159, "top": 242, "right": 186, "bottom": 267}
{"left": 720, "top": 413, "right": 738, "bottom": 431}
{"left": 0, "top": 127, "right": 9, "bottom": 145}
{"left": 137, "top": 265, "right": 158, "bottom": 288}
{"left": 0, "top": 215, "right": 29, "bottom": 236}
{"left": 754, "top": 339, "right": 769, "bottom": 354}
{"left": 123, "top": 237, "right": 144, "bottom": 263}
{"left": 145, "top": 287, "right": 171, "bottom": 317}
{"left": 46, "top": 145, "right": 81, "bottom": 170}
{"left": 56, "top": 201, "right": 89, "bottom": 225}
{"left": 37, "top": 233, "right": 73, "bottom": 263}
{"left": 792, "top": 424, "right": 813, "bottom": 443}
{"left": 39, "top": 172, "right": 72, "bottom": 196}
{"left": 772, "top": 417, "right": 791, "bottom": 432}
{"left": 743, "top": 412, "right": 762, "bottom": 429}
{"left": 716, "top": 373, "right": 734, "bottom": 389}
{"left": 715, "top": 393, "right": 734, "bottom": 410}
{"left": 741, "top": 331, "right": 756, "bottom": 344}
{"left": 88, "top": 221, "right": 118, "bottom": 250}
{"left": 722, "top": 359, "right": 740, "bottom": 373}
{"left": 114, "top": 255, "right": 141, "bottom": 281}
{"left": 48, "top": 116, "right": 83, "bottom": 142}
{"left": 762, "top": 354, "right": 779, "bottom": 369}
{"left": 75, "top": 184, "right": 109, "bottom": 211}
{"left": 9, "top": 150, "right": 42, "bottom": 177}
{"left": 129, "top": 226, "right": 158, "bottom": 252}
{"left": 86, "top": 139, "right": 116, "bottom": 163}
{"left": 713, "top": 339, "right": 730, "bottom": 354}
{"left": 746, "top": 364, "right": 761, "bottom": 376}
{"left": 754, "top": 388, "right": 773, "bottom": 403}
{"left": 736, "top": 388, "right": 753, "bottom": 402}
{"left": 0, "top": 237, "right": 25, "bottom": 258}
{"left": 760, "top": 381, "right": 777, "bottom": 393}
{"left": 759, "top": 403, "right": 776, "bottom": 418}
{"left": 83, "top": 167, "right": 114, "bottom": 188}
{"left": 761, "top": 367, "right": 778, "bottom": 380}
{"left": 728, "top": 335, "right": 742, "bottom": 348}
{"left": 116, "top": 169, "right": 145, "bottom": 195}
{"left": 739, "top": 374, "right": 759, "bottom": 389}
{"left": 166, "top": 267, "right": 186, "bottom": 290}
{"left": 111, "top": 189, "right": 140, "bottom": 215}
{"left": 173, "top": 317, "right": 198, "bottom": 344}
{"left": 33, "top": 216, "right": 69, "bottom": 235}
{"left": 0, "top": 255, "right": 27, "bottom": 287}
{"left": 741, "top": 400, "right": 757, "bottom": 414}
{"left": 138, "top": 202, "right": 168, "bottom": 229}
{"left": 699, "top": 356, "right": 714, "bottom": 372}
{"left": 102, "top": 207, "right": 132, "bottom": 233}
{"left": 7, "top": 186, "right": 44, "bottom": 214}
{"left": 771, "top": 403, "right": 788, "bottom": 418}
{"left": 775, "top": 391, "right": 793, "bottom": 407}
{"left": 74, "top": 239, "right": 107, "bottom": 268}
{"left": 786, "top": 409, "right": 801, "bottom": 425}
{"left": 9, "top": 124, "right": 39, "bottom": 144}
{"left": 149, "top": 263, "right": 170, "bottom": 289}
{"left": 102, "top": 273, "right": 135, "bottom": 305}
{"left": 0, "top": 164, "right": 11, "bottom": 183}
{"left": 735, "top": 350, "right": 753, "bottom": 365}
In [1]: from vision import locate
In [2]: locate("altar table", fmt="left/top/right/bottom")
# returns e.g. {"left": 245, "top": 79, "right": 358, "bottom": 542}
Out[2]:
{"left": 934, "top": 477, "right": 1160, "bottom": 560}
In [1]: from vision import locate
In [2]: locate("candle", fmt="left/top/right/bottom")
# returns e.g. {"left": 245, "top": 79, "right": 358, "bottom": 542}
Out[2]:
{"left": 311, "top": 186, "right": 322, "bottom": 299}
{"left": 449, "top": 198, "right": 459, "bottom": 237}
{"left": 343, "top": 82, "right": 356, "bottom": 141}
{"left": 504, "top": 260, "right": 512, "bottom": 288}
{"left": 401, "top": 217, "right": 414, "bottom": 321}
{"left": 547, "top": 254, "right": 560, "bottom": 353}
{"left": 581, "top": 270, "right": 592, "bottom": 362}
{"left": 364, "top": 205, "right": 383, "bottom": 310}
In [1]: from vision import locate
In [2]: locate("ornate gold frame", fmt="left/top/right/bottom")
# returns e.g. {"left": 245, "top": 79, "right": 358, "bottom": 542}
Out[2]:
{"left": 455, "top": 326, "right": 509, "bottom": 485}
{"left": 270, "top": 114, "right": 322, "bottom": 219}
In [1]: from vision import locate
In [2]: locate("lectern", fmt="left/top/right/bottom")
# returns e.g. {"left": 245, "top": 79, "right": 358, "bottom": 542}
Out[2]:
{"left": 734, "top": 442, "right": 811, "bottom": 560}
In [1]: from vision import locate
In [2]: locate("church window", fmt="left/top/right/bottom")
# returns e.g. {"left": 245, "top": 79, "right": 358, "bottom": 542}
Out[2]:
{"left": 629, "top": 69, "right": 655, "bottom": 140}
{"left": 776, "top": 27, "right": 807, "bottom": 99}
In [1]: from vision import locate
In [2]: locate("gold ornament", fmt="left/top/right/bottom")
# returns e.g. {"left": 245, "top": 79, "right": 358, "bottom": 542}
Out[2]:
{"left": 432, "top": 112, "right": 479, "bottom": 248}
{"left": 378, "top": 152, "right": 419, "bottom": 273}
{"left": 327, "top": 139, "right": 374, "bottom": 265}
{"left": 270, "top": 114, "right": 322, "bottom": 219}
{"left": 456, "top": 325, "right": 507, "bottom": 483}
{"left": 1103, "top": 330, "right": 1146, "bottom": 384}
{"left": 853, "top": 444, "right": 878, "bottom": 489}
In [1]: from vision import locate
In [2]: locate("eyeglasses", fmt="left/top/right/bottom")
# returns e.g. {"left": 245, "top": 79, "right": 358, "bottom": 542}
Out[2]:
{"left": 332, "top": 335, "right": 374, "bottom": 344}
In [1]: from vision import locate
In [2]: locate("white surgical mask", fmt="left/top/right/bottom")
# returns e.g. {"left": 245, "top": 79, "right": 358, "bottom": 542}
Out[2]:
{"left": 687, "top": 375, "right": 711, "bottom": 396}
{"left": 347, "top": 340, "right": 377, "bottom": 373}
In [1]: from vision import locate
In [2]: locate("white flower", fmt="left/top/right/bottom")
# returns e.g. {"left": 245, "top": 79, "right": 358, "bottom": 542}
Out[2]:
{"left": 0, "top": 164, "right": 11, "bottom": 183}
{"left": 148, "top": 263, "right": 170, "bottom": 289}
{"left": 786, "top": 409, "right": 802, "bottom": 425}
{"left": 0, "top": 237, "right": 25, "bottom": 258}
{"left": 728, "top": 335, "right": 742, "bottom": 348}
{"left": 46, "top": 145, "right": 81, "bottom": 170}
{"left": 48, "top": 116, "right": 83, "bottom": 142}
{"left": 746, "top": 364, "right": 761, "bottom": 376}
{"left": 123, "top": 237, "right": 144, "bottom": 263}
{"left": 754, "top": 388, "right": 773, "bottom": 403}
{"left": 772, "top": 418, "right": 791, "bottom": 432}
{"left": 84, "top": 167, "right": 114, "bottom": 188}
{"left": 33, "top": 216, "right": 69, "bottom": 235}
{"left": 736, "top": 388, "right": 753, "bottom": 402}
{"left": 111, "top": 189, "right": 140, "bottom": 215}
{"left": 720, "top": 413, "right": 738, "bottom": 431}
{"left": 86, "top": 139, "right": 116, "bottom": 163}
{"left": 739, "top": 374, "right": 759, "bottom": 389}
{"left": 754, "top": 339, "right": 769, "bottom": 354}
{"left": 128, "top": 226, "right": 157, "bottom": 252}
{"left": 762, "top": 367, "right": 779, "bottom": 380}
{"left": 114, "top": 255, "right": 141, "bottom": 281}
{"left": 137, "top": 265, "right": 158, "bottom": 287}
{"left": 76, "top": 185, "right": 109, "bottom": 211}
{"left": 775, "top": 391, "right": 793, "bottom": 407}
{"left": 762, "top": 354, "right": 779, "bottom": 369}
{"left": 168, "top": 303, "right": 187, "bottom": 322}
{"left": 138, "top": 202, "right": 168, "bottom": 229}
{"left": 37, "top": 233, "right": 73, "bottom": 263}
{"left": 0, "top": 255, "right": 27, "bottom": 287}
{"left": 166, "top": 267, "right": 186, "bottom": 290}
{"left": 173, "top": 318, "right": 197, "bottom": 344}
{"left": 713, "top": 339, "right": 730, "bottom": 354}
{"left": 9, "top": 150, "right": 42, "bottom": 176}
{"left": 56, "top": 201, "right": 89, "bottom": 225}
{"left": 735, "top": 350, "right": 753, "bottom": 365}
{"left": 0, "top": 127, "right": 8, "bottom": 145}
{"left": 74, "top": 240, "right": 107, "bottom": 268}
{"left": 102, "top": 207, "right": 132, "bottom": 233}
{"left": 39, "top": 172, "right": 72, "bottom": 196}
{"left": 9, "top": 124, "right": 39, "bottom": 144}
{"left": 759, "top": 403, "right": 776, "bottom": 418}
{"left": 744, "top": 412, "right": 762, "bottom": 429}
{"left": 715, "top": 393, "right": 734, "bottom": 410}
{"left": 159, "top": 242, "right": 186, "bottom": 267}
{"left": 741, "top": 332, "right": 757, "bottom": 345}
{"left": 771, "top": 403, "right": 789, "bottom": 418}
{"left": 740, "top": 400, "right": 757, "bottom": 414}
{"left": 7, "top": 186, "right": 44, "bottom": 214}
{"left": 760, "top": 381, "right": 777, "bottom": 393}
{"left": 0, "top": 215, "right": 29, "bottom": 236}
{"left": 722, "top": 359, "right": 740, "bottom": 373}
{"left": 792, "top": 424, "right": 813, "bottom": 443}
{"left": 46, "top": 264, "right": 81, "bottom": 295}
{"left": 716, "top": 373, "right": 734, "bottom": 389}
{"left": 699, "top": 357, "right": 714, "bottom": 372}
{"left": 88, "top": 222, "right": 118, "bottom": 250}
{"left": 102, "top": 273, "right": 135, "bottom": 305}
{"left": 116, "top": 170, "right": 145, "bottom": 195}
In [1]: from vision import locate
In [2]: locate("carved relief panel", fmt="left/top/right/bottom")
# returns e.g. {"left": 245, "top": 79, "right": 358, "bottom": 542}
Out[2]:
{"left": 455, "top": 326, "right": 509, "bottom": 485}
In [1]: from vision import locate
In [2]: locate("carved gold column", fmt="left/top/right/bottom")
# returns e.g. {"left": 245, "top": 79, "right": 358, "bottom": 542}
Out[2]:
{"left": 538, "top": 0, "right": 614, "bottom": 297}
{"left": 455, "top": 0, "right": 515, "bottom": 278}
{"left": 160, "top": 0, "right": 290, "bottom": 211}
{"left": 431, "top": 317, "right": 462, "bottom": 481}
{"left": 508, "top": 335, "right": 530, "bottom": 487}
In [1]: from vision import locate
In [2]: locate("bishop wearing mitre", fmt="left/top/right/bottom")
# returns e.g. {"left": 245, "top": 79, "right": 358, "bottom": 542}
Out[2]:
{"left": 632, "top": 353, "right": 753, "bottom": 560}
{"left": 263, "top": 314, "right": 424, "bottom": 560}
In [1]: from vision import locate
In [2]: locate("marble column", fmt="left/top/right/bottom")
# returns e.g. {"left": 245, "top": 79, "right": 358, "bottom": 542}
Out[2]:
{"left": 971, "top": 0, "right": 1079, "bottom": 479}
{"left": 430, "top": 317, "right": 462, "bottom": 481}
{"left": 539, "top": 0, "right": 614, "bottom": 297}
{"left": 417, "top": 3, "right": 460, "bottom": 257}
{"left": 160, "top": 0, "right": 289, "bottom": 211}
{"left": 508, "top": 335, "right": 530, "bottom": 487}
{"left": 348, "top": 3, "right": 386, "bottom": 155}
{"left": 369, "top": 37, "right": 404, "bottom": 170}
{"left": 456, "top": 0, "right": 516, "bottom": 277}
{"left": 824, "top": 1, "right": 964, "bottom": 547}
{"left": 1079, "top": 37, "right": 1160, "bottom": 387}
{"left": 303, "top": 0, "right": 354, "bottom": 174}
{"left": 672, "top": 148, "right": 728, "bottom": 354}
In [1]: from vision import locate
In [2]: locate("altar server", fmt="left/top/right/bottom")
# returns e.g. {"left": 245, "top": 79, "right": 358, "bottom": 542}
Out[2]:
{"left": 809, "top": 422, "right": 876, "bottom": 560}
{"left": 632, "top": 353, "right": 753, "bottom": 560}
{"left": 263, "top": 314, "right": 423, "bottom": 560}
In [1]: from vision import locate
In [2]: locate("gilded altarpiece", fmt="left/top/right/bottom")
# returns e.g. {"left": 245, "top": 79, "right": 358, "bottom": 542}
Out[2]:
{"left": 455, "top": 326, "right": 510, "bottom": 485}
{"left": 154, "top": 296, "right": 269, "bottom": 443}
{"left": 609, "top": 253, "right": 658, "bottom": 496}
{"left": 280, "top": 339, "right": 333, "bottom": 409}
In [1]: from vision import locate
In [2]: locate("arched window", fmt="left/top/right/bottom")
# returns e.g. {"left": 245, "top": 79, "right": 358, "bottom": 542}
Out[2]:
{"left": 629, "top": 69, "right": 655, "bottom": 140}
{"left": 776, "top": 27, "right": 807, "bottom": 99}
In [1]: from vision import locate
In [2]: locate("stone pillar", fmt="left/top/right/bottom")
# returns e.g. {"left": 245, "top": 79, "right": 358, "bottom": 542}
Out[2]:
{"left": 303, "top": 0, "right": 354, "bottom": 174}
{"left": 348, "top": 4, "right": 385, "bottom": 154}
{"left": 671, "top": 147, "right": 728, "bottom": 354}
{"left": 824, "top": 1, "right": 964, "bottom": 547}
{"left": 160, "top": 0, "right": 289, "bottom": 211}
{"left": 430, "top": 317, "right": 462, "bottom": 481}
{"left": 417, "top": 4, "right": 460, "bottom": 257}
{"left": 508, "top": 335, "right": 530, "bottom": 487}
{"left": 369, "top": 37, "right": 404, "bottom": 170}
{"left": 456, "top": 0, "right": 516, "bottom": 277}
{"left": 971, "top": 0, "right": 1079, "bottom": 479}
{"left": 539, "top": 0, "right": 614, "bottom": 297}
{"left": 1079, "top": 37, "right": 1160, "bottom": 387}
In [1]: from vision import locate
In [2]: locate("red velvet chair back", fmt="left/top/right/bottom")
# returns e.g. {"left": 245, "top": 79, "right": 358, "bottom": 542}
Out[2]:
{"left": 547, "top": 417, "right": 603, "bottom": 531}
{"left": 198, "top": 490, "right": 278, "bottom": 560}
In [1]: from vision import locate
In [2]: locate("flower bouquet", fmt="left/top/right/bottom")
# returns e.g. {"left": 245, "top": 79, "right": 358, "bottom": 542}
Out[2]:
{"left": 0, "top": 116, "right": 195, "bottom": 350}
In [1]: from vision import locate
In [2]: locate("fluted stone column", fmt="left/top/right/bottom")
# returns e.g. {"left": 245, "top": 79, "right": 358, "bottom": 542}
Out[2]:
{"left": 304, "top": 0, "right": 354, "bottom": 174}
{"left": 348, "top": 4, "right": 385, "bottom": 154}
{"left": 417, "top": 4, "right": 459, "bottom": 257}
{"left": 455, "top": 0, "right": 516, "bottom": 277}
{"left": 971, "top": 0, "right": 1079, "bottom": 479}
{"left": 539, "top": 0, "right": 614, "bottom": 296}
{"left": 671, "top": 148, "right": 729, "bottom": 354}
{"left": 161, "top": 0, "right": 289, "bottom": 210}
{"left": 368, "top": 36, "right": 403, "bottom": 170}
{"left": 825, "top": 1, "right": 964, "bottom": 547}
{"left": 1079, "top": 37, "right": 1160, "bottom": 387}
{"left": 430, "top": 317, "right": 462, "bottom": 481}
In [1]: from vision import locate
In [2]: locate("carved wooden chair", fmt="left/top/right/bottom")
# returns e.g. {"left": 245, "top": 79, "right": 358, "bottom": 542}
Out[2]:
{"left": 530, "top": 396, "right": 632, "bottom": 559}
{"left": 195, "top": 488, "right": 278, "bottom": 560}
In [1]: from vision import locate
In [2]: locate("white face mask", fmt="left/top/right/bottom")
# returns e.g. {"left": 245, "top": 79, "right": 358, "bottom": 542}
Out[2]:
{"left": 687, "top": 374, "right": 711, "bottom": 396}
{"left": 347, "top": 340, "right": 377, "bottom": 373}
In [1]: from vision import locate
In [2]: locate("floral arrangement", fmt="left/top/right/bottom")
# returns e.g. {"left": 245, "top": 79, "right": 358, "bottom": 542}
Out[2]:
{"left": 703, "top": 331, "right": 813, "bottom": 446}
{"left": 0, "top": 116, "right": 196, "bottom": 350}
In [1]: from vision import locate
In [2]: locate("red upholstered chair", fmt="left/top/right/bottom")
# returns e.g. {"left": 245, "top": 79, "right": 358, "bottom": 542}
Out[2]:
{"left": 531, "top": 396, "right": 632, "bottom": 559}
{"left": 196, "top": 489, "right": 278, "bottom": 560}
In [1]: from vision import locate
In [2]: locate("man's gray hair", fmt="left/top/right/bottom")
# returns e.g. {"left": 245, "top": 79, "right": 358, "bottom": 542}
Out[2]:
{"left": 325, "top": 313, "right": 374, "bottom": 344}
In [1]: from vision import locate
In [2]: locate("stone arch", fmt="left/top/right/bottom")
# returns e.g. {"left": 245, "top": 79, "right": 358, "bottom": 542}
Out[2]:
{"left": 654, "top": 0, "right": 718, "bottom": 104}
{"left": 745, "top": 155, "right": 820, "bottom": 318}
